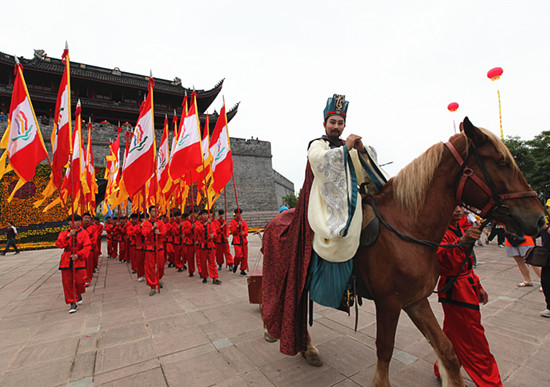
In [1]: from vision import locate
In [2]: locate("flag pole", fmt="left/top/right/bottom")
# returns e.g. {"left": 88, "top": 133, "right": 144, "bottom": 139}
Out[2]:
{"left": 178, "top": 183, "right": 182, "bottom": 214}
{"left": 221, "top": 95, "right": 239, "bottom": 213}
{"left": 223, "top": 188, "right": 227, "bottom": 230}
{"left": 68, "top": 122, "right": 77, "bottom": 302}
{"left": 54, "top": 42, "right": 72, "bottom": 219}
{"left": 190, "top": 172, "right": 195, "bottom": 218}
{"left": 149, "top": 70, "right": 160, "bottom": 294}
{"left": 222, "top": 95, "right": 241, "bottom": 213}
{"left": 231, "top": 173, "right": 240, "bottom": 214}
{"left": 200, "top": 152, "right": 211, "bottom": 214}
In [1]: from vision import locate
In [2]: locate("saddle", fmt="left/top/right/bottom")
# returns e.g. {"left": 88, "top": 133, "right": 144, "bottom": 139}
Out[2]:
{"left": 360, "top": 200, "right": 379, "bottom": 248}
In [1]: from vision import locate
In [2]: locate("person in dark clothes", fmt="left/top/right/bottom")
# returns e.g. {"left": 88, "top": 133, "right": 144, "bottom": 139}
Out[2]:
{"left": 487, "top": 222, "right": 505, "bottom": 247}
{"left": 1, "top": 221, "right": 20, "bottom": 255}
{"left": 539, "top": 200, "right": 550, "bottom": 318}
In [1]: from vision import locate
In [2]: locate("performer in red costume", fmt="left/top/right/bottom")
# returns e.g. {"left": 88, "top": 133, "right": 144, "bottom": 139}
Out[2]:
{"left": 181, "top": 212, "right": 196, "bottom": 277}
{"left": 172, "top": 210, "right": 184, "bottom": 272}
{"left": 126, "top": 213, "right": 138, "bottom": 274}
{"left": 192, "top": 212, "right": 202, "bottom": 277}
{"left": 111, "top": 217, "right": 121, "bottom": 259}
{"left": 118, "top": 217, "right": 128, "bottom": 263}
{"left": 56, "top": 215, "right": 91, "bottom": 313}
{"left": 94, "top": 216, "right": 103, "bottom": 266}
{"left": 214, "top": 210, "right": 234, "bottom": 271}
{"left": 81, "top": 213, "right": 97, "bottom": 285}
{"left": 231, "top": 208, "right": 248, "bottom": 276}
{"left": 142, "top": 206, "right": 167, "bottom": 296}
{"left": 165, "top": 212, "right": 175, "bottom": 268}
{"left": 135, "top": 213, "right": 146, "bottom": 282}
{"left": 104, "top": 216, "right": 113, "bottom": 258}
{"left": 195, "top": 209, "right": 221, "bottom": 284}
{"left": 434, "top": 206, "right": 502, "bottom": 386}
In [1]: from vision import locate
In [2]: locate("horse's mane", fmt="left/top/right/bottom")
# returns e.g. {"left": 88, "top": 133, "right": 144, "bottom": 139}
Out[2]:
{"left": 393, "top": 142, "right": 444, "bottom": 216}
{"left": 474, "top": 127, "right": 517, "bottom": 166}
{"left": 392, "top": 127, "right": 518, "bottom": 216}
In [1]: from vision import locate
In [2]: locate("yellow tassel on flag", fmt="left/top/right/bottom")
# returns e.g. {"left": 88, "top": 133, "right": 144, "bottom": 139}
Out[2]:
{"left": 0, "top": 150, "right": 11, "bottom": 180}
{"left": 34, "top": 177, "right": 57, "bottom": 208}
{"left": 0, "top": 124, "right": 10, "bottom": 149}
{"left": 7, "top": 178, "right": 27, "bottom": 202}
{"left": 43, "top": 196, "right": 62, "bottom": 212}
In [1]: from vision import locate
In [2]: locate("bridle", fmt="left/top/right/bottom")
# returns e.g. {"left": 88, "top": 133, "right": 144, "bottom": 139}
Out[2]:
{"left": 444, "top": 139, "right": 538, "bottom": 219}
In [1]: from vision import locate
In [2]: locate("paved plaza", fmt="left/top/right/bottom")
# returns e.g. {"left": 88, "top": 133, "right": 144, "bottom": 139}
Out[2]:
{"left": 0, "top": 237, "right": 549, "bottom": 386}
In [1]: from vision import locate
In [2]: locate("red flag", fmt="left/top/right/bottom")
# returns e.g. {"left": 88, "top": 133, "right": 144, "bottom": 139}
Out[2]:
{"left": 85, "top": 121, "right": 98, "bottom": 213}
{"left": 157, "top": 117, "right": 170, "bottom": 191}
{"left": 0, "top": 61, "right": 48, "bottom": 191}
{"left": 169, "top": 92, "right": 202, "bottom": 180}
{"left": 51, "top": 48, "right": 72, "bottom": 187}
{"left": 103, "top": 128, "right": 121, "bottom": 213}
{"left": 34, "top": 46, "right": 72, "bottom": 208}
{"left": 168, "top": 109, "right": 179, "bottom": 181}
{"left": 146, "top": 173, "right": 157, "bottom": 207}
{"left": 62, "top": 100, "right": 87, "bottom": 199}
{"left": 210, "top": 105, "right": 233, "bottom": 192}
{"left": 122, "top": 78, "right": 155, "bottom": 197}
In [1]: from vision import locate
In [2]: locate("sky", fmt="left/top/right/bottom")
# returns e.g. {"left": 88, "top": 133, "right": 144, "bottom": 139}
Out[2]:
{"left": 3, "top": 1, "right": 550, "bottom": 191}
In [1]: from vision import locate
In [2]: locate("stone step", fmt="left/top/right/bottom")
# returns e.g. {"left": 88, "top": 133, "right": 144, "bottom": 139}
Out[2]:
{"left": 242, "top": 211, "right": 280, "bottom": 228}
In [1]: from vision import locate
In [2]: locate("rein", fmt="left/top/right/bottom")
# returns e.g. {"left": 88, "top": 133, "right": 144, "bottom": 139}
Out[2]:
{"left": 368, "top": 137, "right": 537, "bottom": 294}
{"left": 368, "top": 195, "right": 484, "bottom": 294}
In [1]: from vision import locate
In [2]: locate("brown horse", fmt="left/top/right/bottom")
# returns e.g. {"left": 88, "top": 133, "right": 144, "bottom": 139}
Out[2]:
{"left": 262, "top": 118, "right": 545, "bottom": 386}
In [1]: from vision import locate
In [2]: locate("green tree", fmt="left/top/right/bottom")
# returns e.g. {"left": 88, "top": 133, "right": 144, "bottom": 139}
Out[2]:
{"left": 504, "top": 136, "right": 536, "bottom": 180}
{"left": 526, "top": 130, "right": 550, "bottom": 197}
{"left": 282, "top": 193, "right": 298, "bottom": 209}
{"left": 504, "top": 131, "right": 550, "bottom": 201}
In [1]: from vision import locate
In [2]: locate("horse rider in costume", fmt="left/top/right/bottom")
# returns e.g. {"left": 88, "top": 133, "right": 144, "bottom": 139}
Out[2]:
{"left": 262, "top": 94, "right": 388, "bottom": 356}
{"left": 307, "top": 94, "right": 388, "bottom": 308}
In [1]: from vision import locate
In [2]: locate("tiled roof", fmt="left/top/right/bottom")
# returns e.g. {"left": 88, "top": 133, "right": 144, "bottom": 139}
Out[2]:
{"left": 0, "top": 51, "right": 223, "bottom": 99}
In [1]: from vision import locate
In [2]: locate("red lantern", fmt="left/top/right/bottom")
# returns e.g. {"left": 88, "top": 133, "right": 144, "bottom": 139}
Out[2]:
{"left": 447, "top": 102, "right": 459, "bottom": 112}
{"left": 487, "top": 67, "right": 503, "bottom": 81}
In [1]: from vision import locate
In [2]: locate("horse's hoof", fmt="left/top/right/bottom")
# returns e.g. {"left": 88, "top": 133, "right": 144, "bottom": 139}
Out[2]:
{"left": 302, "top": 350, "right": 323, "bottom": 367}
{"left": 264, "top": 331, "right": 277, "bottom": 343}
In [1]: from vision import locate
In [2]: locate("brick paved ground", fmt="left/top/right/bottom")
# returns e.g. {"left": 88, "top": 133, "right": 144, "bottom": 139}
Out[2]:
{"left": 0, "top": 238, "right": 548, "bottom": 386}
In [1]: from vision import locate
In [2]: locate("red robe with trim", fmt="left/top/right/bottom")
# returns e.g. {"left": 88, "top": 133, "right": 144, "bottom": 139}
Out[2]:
{"left": 182, "top": 220, "right": 194, "bottom": 246}
{"left": 262, "top": 161, "right": 315, "bottom": 356}
{"left": 214, "top": 218, "right": 230, "bottom": 244}
{"left": 194, "top": 220, "right": 217, "bottom": 250}
{"left": 56, "top": 227, "right": 92, "bottom": 270}
{"left": 142, "top": 220, "right": 167, "bottom": 250}
{"left": 230, "top": 219, "right": 248, "bottom": 245}
{"left": 436, "top": 224, "right": 502, "bottom": 386}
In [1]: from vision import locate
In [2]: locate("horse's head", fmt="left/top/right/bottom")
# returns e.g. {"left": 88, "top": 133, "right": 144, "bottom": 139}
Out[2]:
{"left": 456, "top": 117, "right": 545, "bottom": 236}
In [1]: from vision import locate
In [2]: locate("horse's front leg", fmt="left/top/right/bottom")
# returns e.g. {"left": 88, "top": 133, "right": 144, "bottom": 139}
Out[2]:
{"left": 301, "top": 329, "right": 323, "bottom": 366}
{"left": 372, "top": 298, "right": 401, "bottom": 387}
{"left": 404, "top": 298, "right": 464, "bottom": 387}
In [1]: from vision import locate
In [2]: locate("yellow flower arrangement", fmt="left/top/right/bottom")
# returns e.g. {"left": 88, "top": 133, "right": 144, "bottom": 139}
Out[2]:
{"left": 0, "top": 164, "right": 104, "bottom": 249}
